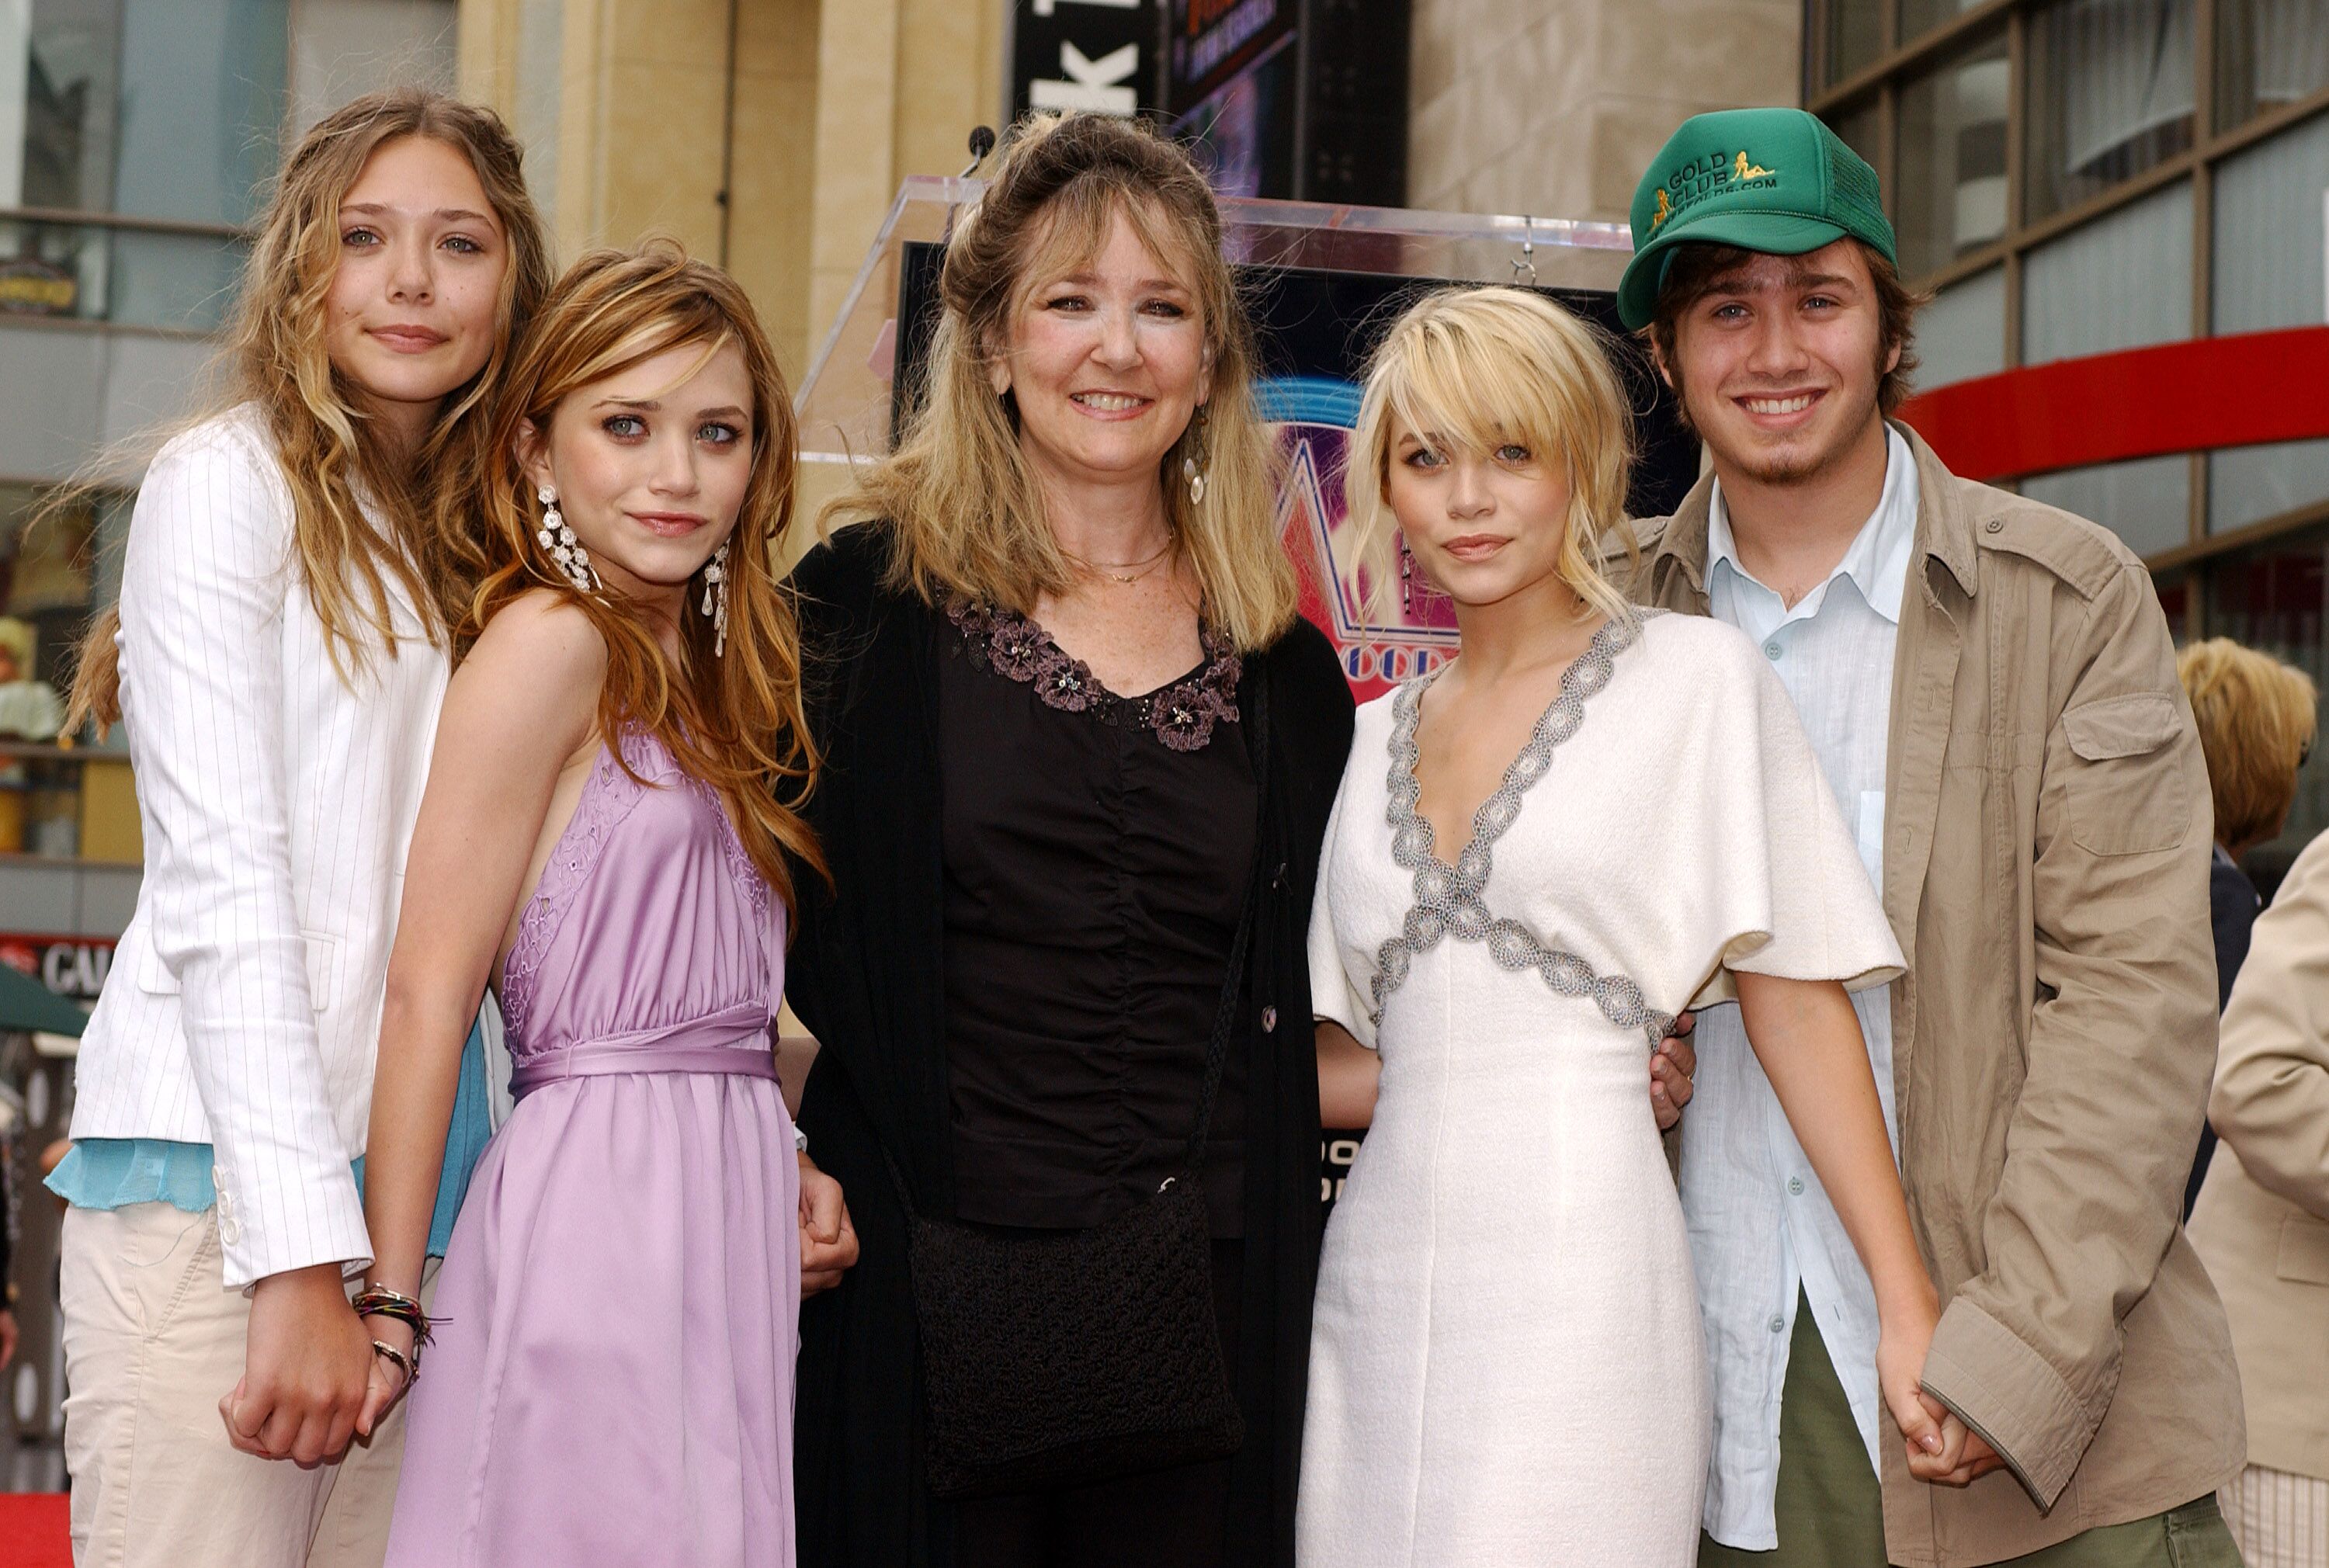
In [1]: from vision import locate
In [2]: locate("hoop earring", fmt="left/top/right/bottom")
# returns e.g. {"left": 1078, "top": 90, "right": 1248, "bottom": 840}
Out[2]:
{"left": 701, "top": 541, "right": 730, "bottom": 658}
{"left": 1181, "top": 403, "right": 1209, "bottom": 506}
{"left": 537, "top": 485, "right": 598, "bottom": 592}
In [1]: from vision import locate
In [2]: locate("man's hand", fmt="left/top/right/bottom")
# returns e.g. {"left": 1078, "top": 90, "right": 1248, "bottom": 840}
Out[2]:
{"left": 1652, "top": 1012, "right": 1698, "bottom": 1130}
{"left": 1910, "top": 1411, "right": 2010, "bottom": 1486}
{"left": 799, "top": 1153, "right": 860, "bottom": 1297}
{"left": 220, "top": 1263, "right": 372, "bottom": 1465}
{"left": 0, "top": 1308, "right": 16, "bottom": 1371}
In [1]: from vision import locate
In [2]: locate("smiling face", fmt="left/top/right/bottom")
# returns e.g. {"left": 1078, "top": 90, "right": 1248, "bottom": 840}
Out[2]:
{"left": 1660, "top": 239, "right": 1897, "bottom": 487}
{"left": 1383, "top": 424, "right": 1577, "bottom": 612}
{"left": 323, "top": 134, "right": 508, "bottom": 446}
{"left": 520, "top": 338, "right": 757, "bottom": 606}
{"left": 989, "top": 204, "right": 1212, "bottom": 501}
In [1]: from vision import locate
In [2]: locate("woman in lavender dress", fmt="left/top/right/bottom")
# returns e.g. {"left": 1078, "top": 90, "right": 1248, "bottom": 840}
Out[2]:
{"left": 354, "top": 244, "right": 854, "bottom": 1567}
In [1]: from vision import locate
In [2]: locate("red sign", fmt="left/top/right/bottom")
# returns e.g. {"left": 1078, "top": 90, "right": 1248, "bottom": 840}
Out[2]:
{"left": 0, "top": 934, "right": 116, "bottom": 1001}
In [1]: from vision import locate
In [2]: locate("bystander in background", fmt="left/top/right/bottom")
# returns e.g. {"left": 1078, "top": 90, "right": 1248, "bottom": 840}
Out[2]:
{"left": 2177, "top": 638, "right": 2317, "bottom": 1215}
{"left": 2189, "top": 818, "right": 2329, "bottom": 1568}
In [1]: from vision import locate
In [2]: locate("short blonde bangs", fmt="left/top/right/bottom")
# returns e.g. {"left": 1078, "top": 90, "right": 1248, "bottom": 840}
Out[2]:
{"left": 1345, "top": 286, "right": 1640, "bottom": 629}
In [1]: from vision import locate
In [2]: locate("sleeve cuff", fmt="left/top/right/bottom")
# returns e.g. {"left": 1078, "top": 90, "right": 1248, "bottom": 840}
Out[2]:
{"left": 214, "top": 1162, "right": 372, "bottom": 1291}
{"left": 1919, "top": 1296, "right": 2095, "bottom": 1510}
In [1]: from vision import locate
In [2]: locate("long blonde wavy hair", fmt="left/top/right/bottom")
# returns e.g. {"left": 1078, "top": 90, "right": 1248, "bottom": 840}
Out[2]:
{"left": 1344, "top": 286, "right": 1642, "bottom": 628}
{"left": 65, "top": 88, "right": 554, "bottom": 728}
{"left": 821, "top": 111, "right": 1298, "bottom": 653}
{"left": 472, "top": 241, "right": 823, "bottom": 907}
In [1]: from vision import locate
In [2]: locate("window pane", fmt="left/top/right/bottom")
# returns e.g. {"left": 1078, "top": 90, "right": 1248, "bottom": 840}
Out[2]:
{"left": 2213, "top": 110, "right": 2329, "bottom": 335}
{"left": 1913, "top": 265, "right": 2007, "bottom": 390}
{"left": 7, "top": 0, "right": 124, "bottom": 211}
{"left": 0, "top": 217, "right": 245, "bottom": 330}
{"left": 2026, "top": 0, "right": 2196, "bottom": 221}
{"left": 2205, "top": 523, "right": 2329, "bottom": 880}
{"left": 1, "top": 0, "right": 288, "bottom": 225}
{"left": 2023, "top": 453, "right": 2190, "bottom": 555}
{"left": 1897, "top": 29, "right": 2010, "bottom": 278}
{"left": 1827, "top": 0, "right": 1886, "bottom": 87}
{"left": 2212, "top": 439, "right": 2329, "bottom": 534}
{"left": 2216, "top": 0, "right": 2329, "bottom": 132}
{"left": 2022, "top": 178, "right": 2192, "bottom": 363}
{"left": 1900, "top": 0, "right": 1997, "bottom": 47}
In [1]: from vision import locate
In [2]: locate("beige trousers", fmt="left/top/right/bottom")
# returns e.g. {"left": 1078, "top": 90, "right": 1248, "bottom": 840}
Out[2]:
{"left": 58, "top": 1203, "right": 434, "bottom": 1568}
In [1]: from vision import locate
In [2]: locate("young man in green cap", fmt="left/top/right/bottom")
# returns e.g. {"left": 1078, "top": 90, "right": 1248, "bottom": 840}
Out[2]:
{"left": 1620, "top": 107, "right": 2247, "bottom": 1568}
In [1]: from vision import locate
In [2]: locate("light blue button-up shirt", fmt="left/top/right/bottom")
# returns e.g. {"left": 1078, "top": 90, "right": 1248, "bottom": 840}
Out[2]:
{"left": 1685, "top": 425, "right": 1918, "bottom": 1550}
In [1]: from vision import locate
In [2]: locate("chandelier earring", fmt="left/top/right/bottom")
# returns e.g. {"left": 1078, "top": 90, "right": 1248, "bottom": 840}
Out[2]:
{"left": 536, "top": 484, "right": 598, "bottom": 593}
{"left": 701, "top": 541, "right": 731, "bottom": 658}
{"left": 1400, "top": 533, "right": 1414, "bottom": 613}
{"left": 1180, "top": 403, "right": 1210, "bottom": 507}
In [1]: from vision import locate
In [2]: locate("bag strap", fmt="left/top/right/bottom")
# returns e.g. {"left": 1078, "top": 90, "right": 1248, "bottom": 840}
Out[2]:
{"left": 1181, "top": 672, "right": 1271, "bottom": 1176}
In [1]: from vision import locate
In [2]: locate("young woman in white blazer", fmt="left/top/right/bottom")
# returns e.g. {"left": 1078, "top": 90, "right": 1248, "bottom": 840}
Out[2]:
{"left": 46, "top": 90, "right": 551, "bottom": 1568}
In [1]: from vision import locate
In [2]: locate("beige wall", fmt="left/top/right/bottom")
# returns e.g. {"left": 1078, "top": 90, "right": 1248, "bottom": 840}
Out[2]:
{"left": 457, "top": 0, "right": 1007, "bottom": 384}
{"left": 1407, "top": 0, "right": 1802, "bottom": 224}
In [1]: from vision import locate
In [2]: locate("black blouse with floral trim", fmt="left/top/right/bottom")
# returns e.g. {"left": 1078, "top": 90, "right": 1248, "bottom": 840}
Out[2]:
{"left": 939, "top": 598, "right": 1257, "bottom": 1235}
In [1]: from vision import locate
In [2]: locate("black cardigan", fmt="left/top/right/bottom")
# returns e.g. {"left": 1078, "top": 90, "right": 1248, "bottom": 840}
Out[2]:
{"left": 785, "top": 522, "right": 1355, "bottom": 1568}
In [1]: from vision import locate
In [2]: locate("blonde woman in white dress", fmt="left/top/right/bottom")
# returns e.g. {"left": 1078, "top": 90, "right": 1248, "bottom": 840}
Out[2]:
{"left": 1296, "top": 286, "right": 1947, "bottom": 1566}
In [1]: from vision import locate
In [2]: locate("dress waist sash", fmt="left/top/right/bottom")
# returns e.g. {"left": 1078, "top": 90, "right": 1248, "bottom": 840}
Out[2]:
{"left": 508, "top": 1001, "right": 776, "bottom": 1098}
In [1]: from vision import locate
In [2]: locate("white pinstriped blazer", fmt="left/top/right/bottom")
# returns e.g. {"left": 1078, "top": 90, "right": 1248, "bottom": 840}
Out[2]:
{"left": 70, "top": 406, "right": 450, "bottom": 1288}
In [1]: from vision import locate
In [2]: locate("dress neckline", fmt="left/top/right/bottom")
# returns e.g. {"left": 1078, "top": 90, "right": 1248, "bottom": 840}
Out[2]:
{"left": 1368, "top": 612, "right": 1671, "bottom": 1043}
{"left": 1390, "top": 615, "right": 1641, "bottom": 877}
{"left": 946, "top": 599, "right": 1243, "bottom": 753}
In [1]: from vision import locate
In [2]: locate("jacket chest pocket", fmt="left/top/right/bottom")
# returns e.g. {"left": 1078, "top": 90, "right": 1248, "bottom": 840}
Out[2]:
{"left": 2059, "top": 692, "right": 2189, "bottom": 855}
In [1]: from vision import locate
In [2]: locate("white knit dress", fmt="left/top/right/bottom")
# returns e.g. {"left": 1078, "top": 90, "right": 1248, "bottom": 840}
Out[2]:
{"left": 1297, "top": 611, "right": 1903, "bottom": 1567}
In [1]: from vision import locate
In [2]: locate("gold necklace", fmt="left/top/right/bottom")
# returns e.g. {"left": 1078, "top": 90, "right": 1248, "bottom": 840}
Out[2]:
{"left": 1060, "top": 534, "right": 1174, "bottom": 585}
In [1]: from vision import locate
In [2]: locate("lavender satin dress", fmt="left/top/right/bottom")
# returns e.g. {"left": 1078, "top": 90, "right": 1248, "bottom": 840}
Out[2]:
{"left": 386, "top": 731, "right": 800, "bottom": 1567}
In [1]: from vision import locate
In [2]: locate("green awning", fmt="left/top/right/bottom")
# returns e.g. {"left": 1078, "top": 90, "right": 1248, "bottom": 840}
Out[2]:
{"left": 0, "top": 961, "right": 89, "bottom": 1036}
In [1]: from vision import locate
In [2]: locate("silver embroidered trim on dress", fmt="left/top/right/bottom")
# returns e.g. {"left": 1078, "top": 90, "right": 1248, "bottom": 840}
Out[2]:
{"left": 1368, "top": 613, "right": 1675, "bottom": 1046}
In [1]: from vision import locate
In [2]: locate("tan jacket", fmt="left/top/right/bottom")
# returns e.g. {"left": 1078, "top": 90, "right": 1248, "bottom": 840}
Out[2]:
{"left": 2189, "top": 830, "right": 2329, "bottom": 1483}
{"left": 1639, "top": 426, "right": 2244, "bottom": 1567}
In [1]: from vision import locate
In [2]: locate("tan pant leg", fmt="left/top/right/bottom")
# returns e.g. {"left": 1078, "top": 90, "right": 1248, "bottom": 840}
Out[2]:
{"left": 306, "top": 1258, "right": 440, "bottom": 1568}
{"left": 59, "top": 1204, "right": 333, "bottom": 1568}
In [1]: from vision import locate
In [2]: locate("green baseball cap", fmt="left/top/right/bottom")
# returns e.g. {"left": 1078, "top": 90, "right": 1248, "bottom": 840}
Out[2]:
{"left": 1616, "top": 107, "right": 1897, "bottom": 331}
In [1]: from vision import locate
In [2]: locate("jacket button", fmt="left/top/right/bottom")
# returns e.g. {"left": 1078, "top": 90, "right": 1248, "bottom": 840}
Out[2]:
{"left": 1984, "top": 517, "right": 2004, "bottom": 533}
{"left": 1261, "top": 1006, "right": 1278, "bottom": 1032}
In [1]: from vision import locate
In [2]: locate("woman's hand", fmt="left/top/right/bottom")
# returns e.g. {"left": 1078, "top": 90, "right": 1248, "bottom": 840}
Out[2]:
{"left": 799, "top": 1153, "right": 860, "bottom": 1296}
{"left": 352, "top": 1312, "right": 417, "bottom": 1439}
{"left": 220, "top": 1264, "right": 373, "bottom": 1464}
{"left": 1876, "top": 1284, "right": 1947, "bottom": 1467}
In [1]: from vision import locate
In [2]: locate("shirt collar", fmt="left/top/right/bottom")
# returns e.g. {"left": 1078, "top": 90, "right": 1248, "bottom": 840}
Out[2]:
{"left": 1706, "top": 425, "right": 1918, "bottom": 626}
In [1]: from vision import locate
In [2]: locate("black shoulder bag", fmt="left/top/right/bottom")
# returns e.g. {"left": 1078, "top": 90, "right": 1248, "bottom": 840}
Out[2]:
{"left": 890, "top": 683, "right": 1268, "bottom": 1500}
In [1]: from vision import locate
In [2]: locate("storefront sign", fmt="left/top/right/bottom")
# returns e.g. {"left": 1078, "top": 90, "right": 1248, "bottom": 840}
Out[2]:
{"left": 1010, "top": 0, "right": 1163, "bottom": 118}
{"left": 0, "top": 934, "right": 115, "bottom": 1001}
{"left": 0, "top": 258, "right": 76, "bottom": 316}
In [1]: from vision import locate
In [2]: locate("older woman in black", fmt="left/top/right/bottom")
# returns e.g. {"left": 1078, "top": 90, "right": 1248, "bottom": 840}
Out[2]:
{"left": 784, "top": 113, "right": 1352, "bottom": 1568}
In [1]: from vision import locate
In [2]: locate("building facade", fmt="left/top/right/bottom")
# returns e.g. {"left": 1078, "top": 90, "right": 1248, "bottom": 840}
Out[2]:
{"left": 1806, "top": 0, "right": 2329, "bottom": 876}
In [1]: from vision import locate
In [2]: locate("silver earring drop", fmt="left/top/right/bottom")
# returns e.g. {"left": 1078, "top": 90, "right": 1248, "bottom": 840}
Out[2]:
{"left": 1401, "top": 536, "right": 1414, "bottom": 612}
{"left": 537, "top": 484, "right": 597, "bottom": 592}
{"left": 1182, "top": 405, "right": 1209, "bottom": 506}
{"left": 701, "top": 541, "right": 730, "bottom": 658}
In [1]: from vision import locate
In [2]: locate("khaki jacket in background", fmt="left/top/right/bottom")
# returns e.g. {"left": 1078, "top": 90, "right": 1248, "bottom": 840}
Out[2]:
{"left": 1637, "top": 425, "right": 2244, "bottom": 1568}
{"left": 2189, "top": 828, "right": 2329, "bottom": 1483}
